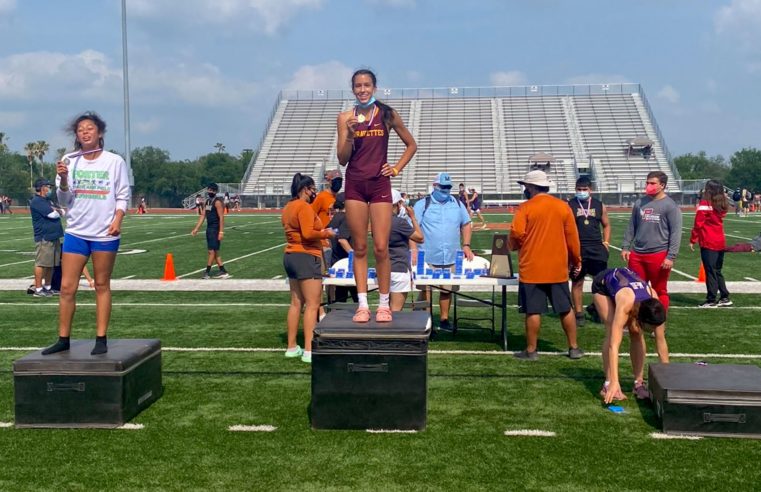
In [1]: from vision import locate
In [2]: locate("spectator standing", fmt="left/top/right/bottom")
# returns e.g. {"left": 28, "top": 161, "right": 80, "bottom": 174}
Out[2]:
{"left": 413, "top": 172, "right": 473, "bottom": 330}
{"left": 195, "top": 194, "right": 204, "bottom": 215}
{"left": 567, "top": 176, "right": 611, "bottom": 326}
{"left": 281, "top": 173, "right": 335, "bottom": 364}
{"left": 508, "top": 170, "right": 584, "bottom": 360}
{"left": 690, "top": 179, "right": 731, "bottom": 308}
{"left": 313, "top": 169, "right": 343, "bottom": 271}
{"left": 467, "top": 187, "right": 487, "bottom": 229}
{"left": 621, "top": 171, "right": 682, "bottom": 312}
{"left": 191, "top": 183, "right": 230, "bottom": 279}
{"left": 326, "top": 193, "right": 357, "bottom": 303}
{"left": 29, "top": 178, "right": 64, "bottom": 297}
{"left": 389, "top": 189, "right": 423, "bottom": 311}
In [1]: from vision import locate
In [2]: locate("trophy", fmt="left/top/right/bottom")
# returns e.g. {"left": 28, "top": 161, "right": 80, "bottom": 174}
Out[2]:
{"left": 486, "top": 234, "right": 514, "bottom": 278}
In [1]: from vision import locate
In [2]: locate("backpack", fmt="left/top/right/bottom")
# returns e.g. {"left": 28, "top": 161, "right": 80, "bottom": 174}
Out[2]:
{"left": 420, "top": 194, "right": 466, "bottom": 221}
{"left": 732, "top": 190, "right": 742, "bottom": 201}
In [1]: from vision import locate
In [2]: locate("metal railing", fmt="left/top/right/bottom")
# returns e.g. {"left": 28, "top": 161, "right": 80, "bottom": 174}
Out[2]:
{"left": 636, "top": 87, "right": 681, "bottom": 186}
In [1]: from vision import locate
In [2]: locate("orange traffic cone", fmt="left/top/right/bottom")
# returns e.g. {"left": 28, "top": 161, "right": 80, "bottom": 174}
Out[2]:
{"left": 162, "top": 253, "right": 177, "bottom": 281}
{"left": 695, "top": 262, "right": 706, "bottom": 283}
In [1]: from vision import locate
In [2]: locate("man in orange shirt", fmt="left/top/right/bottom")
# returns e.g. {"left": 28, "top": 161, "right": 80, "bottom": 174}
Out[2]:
{"left": 509, "top": 170, "right": 584, "bottom": 361}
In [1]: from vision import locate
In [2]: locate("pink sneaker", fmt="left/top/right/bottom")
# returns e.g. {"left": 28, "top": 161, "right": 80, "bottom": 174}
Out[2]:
{"left": 633, "top": 381, "right": 650, "bottom": 400}
{"left": 352, "top": 307, "right": 371, "bottom": 323}
{"left": 375, "top": 306, "right": 393, "bottom": 323}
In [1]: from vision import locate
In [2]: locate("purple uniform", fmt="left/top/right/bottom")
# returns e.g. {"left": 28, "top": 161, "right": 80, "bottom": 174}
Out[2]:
{"left": 591, "top": 268, "right": 651, "bottom": 302}
{"left": 345, "top": 103, "right": 391, "bottom": 203}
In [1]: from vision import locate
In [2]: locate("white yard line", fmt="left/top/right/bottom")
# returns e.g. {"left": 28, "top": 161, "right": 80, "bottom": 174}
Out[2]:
{"left": 650, "top": 432, "right": 702, "bottom": 440}
{"left": 504, "top": 430, "right": 556, "bottom": 437}
{"left": 229, "top": 424, "right": 277, "bottom": 432}
{"left": 0, "top": 422, "right": 13, "bottom": 428}
{"left": 744, "top": 277, "right": 760, "bottom": 282}
{"left": 366, "top": 429, "right": 417, "bottom": 434}
{"left": 117, "top": 423, "right": 144, "bottom": 430}
{"left": 0, "top": 259, "right": 34, "bottom": 268}
{"left": 120, "top": 275, "right": 136, "bottom": 279}
{"left": 122, "top": 233, "right": 192, "bottom": 247}
{"left": 177, "top": 243, "right": 285, "bottom": 278}
{"left": 607, "top": 243, "right": 696, "bottom": 280}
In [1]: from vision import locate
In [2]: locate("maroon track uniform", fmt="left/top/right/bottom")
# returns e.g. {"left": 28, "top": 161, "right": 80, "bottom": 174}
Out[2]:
{"left": 345, "top": 104, "right": 392, "bottom": 204}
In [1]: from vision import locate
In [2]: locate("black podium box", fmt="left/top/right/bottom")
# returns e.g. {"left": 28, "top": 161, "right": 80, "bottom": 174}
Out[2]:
{"left": 14, "top": 339, "right": 162, "bottom": 428}
{"left": 311, "top": 310, "right": 430, "bottom": 430}
{"left": 649, "top": 363, "right": 761, "bottom": 438}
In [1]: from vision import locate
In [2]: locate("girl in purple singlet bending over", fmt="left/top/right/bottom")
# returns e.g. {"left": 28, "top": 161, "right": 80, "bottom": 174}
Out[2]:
{"left": 336, "top": 69, "right": 417, "bottom": 323}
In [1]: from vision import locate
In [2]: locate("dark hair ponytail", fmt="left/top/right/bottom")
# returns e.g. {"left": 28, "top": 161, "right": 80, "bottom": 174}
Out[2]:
{"left": 290, "top": 172, "right": 315, "bottom": 200}
{"left": 351, "top": 68, "right": 395, "bottom": 129}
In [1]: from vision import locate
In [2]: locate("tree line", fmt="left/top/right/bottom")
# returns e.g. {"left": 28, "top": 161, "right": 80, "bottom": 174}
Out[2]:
{"left": 0, "top": 135, "right": 253, "bottom": 207}
{"left": 1, "top": 131, "right": 759, "bottom": 207}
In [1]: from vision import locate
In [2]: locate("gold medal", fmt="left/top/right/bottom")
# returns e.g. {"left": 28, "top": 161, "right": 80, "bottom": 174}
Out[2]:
{"left": 357, "top": 114, "right": 366, "bottom": 123}
{"left": 584, "top": 219, "right": 589, "bottom": 225}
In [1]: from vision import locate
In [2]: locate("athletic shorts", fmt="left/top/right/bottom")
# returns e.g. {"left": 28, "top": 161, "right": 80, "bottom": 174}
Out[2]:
{"left": 283, "top": 252, "right": 322, "bottom": 280}
{"left": 390, "top": 271, "right": 412, "bottom": 293}
{"left": 570, "top": 258, "right": 608, "bottom": 282}
{"left": 590, "top": 270, "right": 612, "bottom": 297}
{"left": 206, "top": 228, "right": 221, "bottom": 251}
{"left": 518, "top": 282, "right": 573, "bottom": 315}
{"left": 344, "top": 175, "right": 392, "bottom": 204}
{"left": 416, "top": 263, "right": 460, "bottom": 292}
{"left": 35, "top": 239, "right": 61, "bottom": 268}
{"left": 62, "top": 233, "right": 119, "bottom": 257}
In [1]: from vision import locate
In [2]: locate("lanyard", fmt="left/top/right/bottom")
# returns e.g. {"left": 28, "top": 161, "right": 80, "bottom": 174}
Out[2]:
{"left": 577, "top": 197, "right": 592, "bottom": 224}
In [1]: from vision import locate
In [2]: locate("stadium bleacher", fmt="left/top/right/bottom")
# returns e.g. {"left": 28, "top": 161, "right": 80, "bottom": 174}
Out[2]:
{"left": 241, "top": 84, "right": 680, "bottom": 200}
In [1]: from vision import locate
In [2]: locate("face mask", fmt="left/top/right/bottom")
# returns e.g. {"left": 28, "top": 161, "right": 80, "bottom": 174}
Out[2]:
{"left": 575, "top": 191, "right": 590, "bottom": 200}
{"left": 405, "top": 198, "right": 410, "bottom": 206}
{"left": 330, "top": 178, "right": 343, "bottom": 193}
{"left": 645, "top": 183, "right": 660, "bottom": 196}
{"left": 46, "top": 188, "right": 55, "bottom": 198}
{"left": 356, "top": 96, "right": 376, "bottom": 109}
{"left": 432, "top": 188, "right": 451, "bottom": 202}
{"left": 397, "top": 205, "right": 408, "bottom": 218}
{"left": 208, "top": 192, "right": 216, "bottom": 198}
{"left": 523, "top": 188, "right": 532, "bottom": 200}
{"left": 307, "top": 191, "right": 317, "bottom": 204}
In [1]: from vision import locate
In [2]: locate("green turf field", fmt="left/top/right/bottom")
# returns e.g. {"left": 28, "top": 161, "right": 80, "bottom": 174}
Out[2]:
{"left": 1, "top": 212, "right": 761, "bottom": 490}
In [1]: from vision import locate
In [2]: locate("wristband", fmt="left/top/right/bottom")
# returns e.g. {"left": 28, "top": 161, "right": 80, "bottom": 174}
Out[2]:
{"left": 391, "top": 167, "right": 399, "bottom": 176}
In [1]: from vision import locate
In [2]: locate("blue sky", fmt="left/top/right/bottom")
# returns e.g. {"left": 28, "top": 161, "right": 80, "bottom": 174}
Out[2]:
{"left": 0, "top": 0, "right": 759, "bottom": 161}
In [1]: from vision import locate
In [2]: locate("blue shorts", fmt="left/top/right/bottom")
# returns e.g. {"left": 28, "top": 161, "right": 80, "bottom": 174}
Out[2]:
{"left": 62, "top": 233, "right": 120, "bottom": 257}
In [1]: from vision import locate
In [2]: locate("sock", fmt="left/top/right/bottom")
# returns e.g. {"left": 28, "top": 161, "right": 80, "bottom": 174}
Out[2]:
{"left": 378, "top": 292, "right": 390, "bottom": 308}
{"left": 206, "top": 265, "right": 212, "bottom": 274}
{"left": 91, "top": 336, "right": 108, "bottom": 355}
{"left": 35, "top": 287, "right": 43, "bottom": 293}
{"left": 302, "top": 350, "right": 311, "bottom": 357}
{"left": 42, "top": 336, "right": 70, "bottom": 355}
{"left": 219, "top": 265, "right": 227, "bottom": 273}
{"left": 358, "top": 293, "right": 369, "bottom": 309}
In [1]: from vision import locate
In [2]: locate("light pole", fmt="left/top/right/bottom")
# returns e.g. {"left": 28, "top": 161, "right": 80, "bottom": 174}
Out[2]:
{"left": 121, "top": 0, "right": 134, "bottom": 192}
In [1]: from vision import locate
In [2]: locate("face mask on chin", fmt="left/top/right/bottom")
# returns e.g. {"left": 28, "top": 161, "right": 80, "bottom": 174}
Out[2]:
{"left": 307, "top": 191, "right": 317, "bottom": 204}
{"left": 645, "top": 183, "right": 661, "bottom": 196}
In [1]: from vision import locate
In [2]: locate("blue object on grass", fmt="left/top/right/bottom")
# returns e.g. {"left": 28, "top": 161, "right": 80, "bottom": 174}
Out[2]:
{"left": 607, "top": 405, "right": 625, "bottom": 414}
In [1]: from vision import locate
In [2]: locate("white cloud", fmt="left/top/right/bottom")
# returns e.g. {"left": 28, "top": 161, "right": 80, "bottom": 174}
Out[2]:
{"left": 0, "top": 50, "right": 258, "bottom": 108}
{"left": 129, "top": 0, "right": 324, "bottom": 35}
{"left": 284, "top": 61, "right": 353, "bottom": 90}
{"left": 135, "top": 117, "right": 161, "bottom": 134}
{"left": 0, "top": 111, "right": 27, "bottom": 128}
{"left": 715, "top": 0, "right": 761, "bottom": 37}
{"left": 564, "top": 73, "right": 632, "bottom": 85}
{"left": 490, "top": 70, "right": 528, "bottom": 87}
{"left": 657, "top": 84, "right": 680, "bottom": 104}
{"left": 0, "top": 0, "right": 15, "bottom": 16}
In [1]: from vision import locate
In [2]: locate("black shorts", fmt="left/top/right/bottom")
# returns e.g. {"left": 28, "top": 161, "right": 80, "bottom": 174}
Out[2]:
{"left": 518, "top": 282, "right": 573, "bottom": 315}
{"left": 283, "top": 252, "right": 322, "bottom": 280}
{"left": 571, "top": 258, "right": 608, "bottom": 282}
{"left": 590, "top": 269, "right": 614, "bottom": 297}
{"left": 206, "top": 228, "right": 221, "bottom": 251}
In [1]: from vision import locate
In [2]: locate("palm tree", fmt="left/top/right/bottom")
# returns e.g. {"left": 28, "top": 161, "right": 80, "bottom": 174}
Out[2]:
{"left": 35, "top": 140, "right": 50, "bottom": 176}
{"left": 214, "top": 142, "right": 226, "bottom": 153}
{"left": 24, "top": 142, "right": 36, "bottom": 191}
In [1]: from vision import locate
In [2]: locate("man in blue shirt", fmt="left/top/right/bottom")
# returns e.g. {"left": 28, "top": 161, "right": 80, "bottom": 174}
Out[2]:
{"left": 30, "top": 178, "right": 64, "bottom": 297}
{"left": 414, "top": 172, "right": 474, "bottom": 330}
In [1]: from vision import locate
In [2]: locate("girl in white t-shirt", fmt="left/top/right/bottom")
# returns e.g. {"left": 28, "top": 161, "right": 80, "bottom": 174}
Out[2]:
{"left": 43, "top": 112, "right": 131, "bottom": 356}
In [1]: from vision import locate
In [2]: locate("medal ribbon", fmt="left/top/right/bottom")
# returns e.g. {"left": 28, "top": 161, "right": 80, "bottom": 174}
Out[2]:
{"left": 577, "top": 197, "right": 592, "bottom": 223}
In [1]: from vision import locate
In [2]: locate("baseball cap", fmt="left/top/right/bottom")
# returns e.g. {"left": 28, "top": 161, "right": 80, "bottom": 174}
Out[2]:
{"left": 391, "top": 189, "right": 403, "bottom": 204}
{"left": 433, "top": 172, "right": 453, "bottom": 187}
{"left": 34, "top": 178, "right": 52, "bottom": 190}
{"left": 517, "top": 170, "right": 551, "bottom": 187}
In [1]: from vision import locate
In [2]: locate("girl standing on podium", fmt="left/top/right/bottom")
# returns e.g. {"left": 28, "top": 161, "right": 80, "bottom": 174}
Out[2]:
{"left": 281, "top": 173, "right": 335, "bottom": 363}
{"left": 336, "top": 69, "right": 417, "bottom": 323}
{"left": 43, "top": 112, "right": 131, "bottom": 356}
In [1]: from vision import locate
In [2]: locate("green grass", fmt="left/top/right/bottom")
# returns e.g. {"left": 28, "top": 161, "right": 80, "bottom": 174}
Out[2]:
{"left": 1, "top": 213, "right": 761, "bottom": 490}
